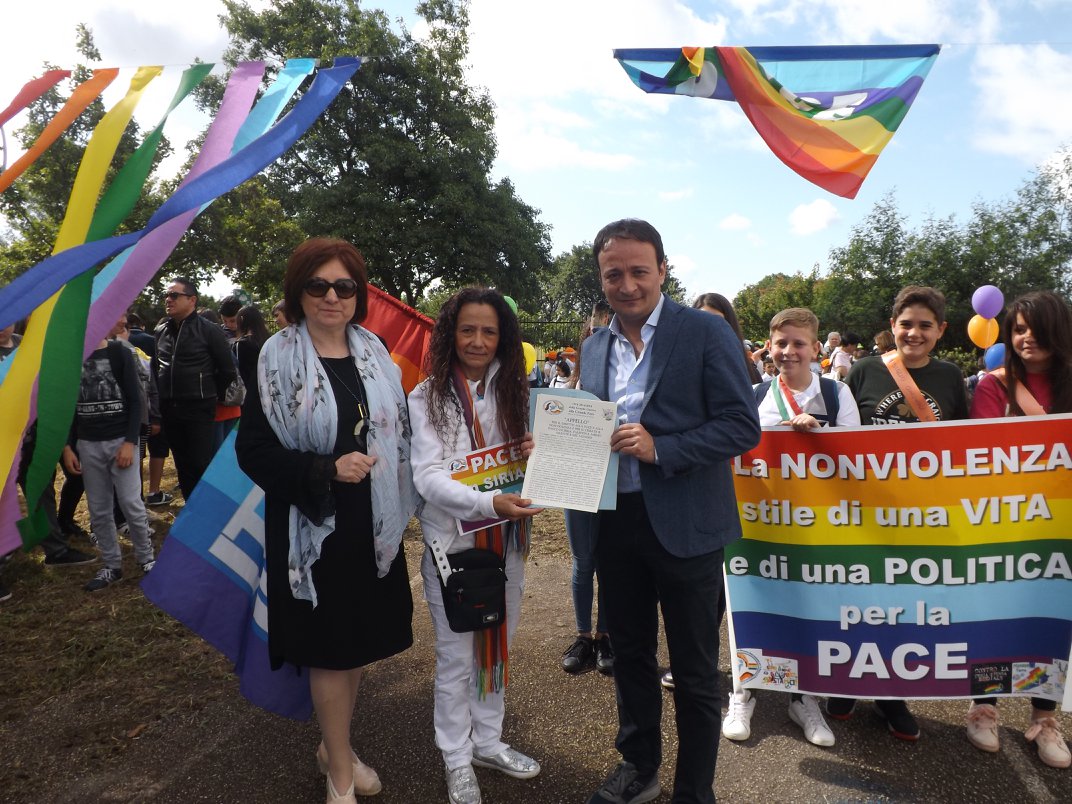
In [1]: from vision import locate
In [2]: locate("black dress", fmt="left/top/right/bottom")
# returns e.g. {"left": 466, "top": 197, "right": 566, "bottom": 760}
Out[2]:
{"left": 236, "top": 356, "right": 413, "bottom": 671}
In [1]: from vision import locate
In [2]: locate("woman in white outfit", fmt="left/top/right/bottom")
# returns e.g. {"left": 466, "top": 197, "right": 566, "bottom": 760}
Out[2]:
{"left": 408, "top": 288, "right": 543, "bottom": 804}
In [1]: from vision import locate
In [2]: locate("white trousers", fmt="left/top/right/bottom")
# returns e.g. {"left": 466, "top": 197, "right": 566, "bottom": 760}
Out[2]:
{"left": 421, "top": 544, "right": 525, "bottom": 770}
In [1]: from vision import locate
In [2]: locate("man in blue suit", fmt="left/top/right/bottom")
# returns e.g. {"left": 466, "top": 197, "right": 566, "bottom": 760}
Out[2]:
{"left": 582, "top": 219, "right": 761, "bottom": 804}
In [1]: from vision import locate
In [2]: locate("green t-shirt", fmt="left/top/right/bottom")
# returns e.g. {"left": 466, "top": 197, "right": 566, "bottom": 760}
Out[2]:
{"left": 846, "top": 354, "right": 969, "bottom": 425}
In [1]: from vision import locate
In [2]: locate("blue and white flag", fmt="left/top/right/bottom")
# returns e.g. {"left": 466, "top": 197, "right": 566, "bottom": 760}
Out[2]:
{"left": 141, "top": 428, "right": 313, "bottom": 720}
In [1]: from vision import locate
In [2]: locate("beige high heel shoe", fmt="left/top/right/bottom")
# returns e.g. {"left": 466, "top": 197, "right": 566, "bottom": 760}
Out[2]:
{"left": 317, "top": 743, "right": 383, "bottom": 796}
{"left": 326, "top": 772, "right": 357, "bottom": 804}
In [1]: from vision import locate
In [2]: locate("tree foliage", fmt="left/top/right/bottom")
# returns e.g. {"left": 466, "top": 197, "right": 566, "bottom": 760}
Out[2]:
{"left": 734, "top": 165, "right": 1072, "bottom": 352}
{"left": 201, "top": 0, "right": 553, "bottom": 307}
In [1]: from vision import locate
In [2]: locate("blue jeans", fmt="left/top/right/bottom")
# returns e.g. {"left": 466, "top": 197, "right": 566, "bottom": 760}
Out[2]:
{"left": 566, "top": 509, "right": 606, "bottom": 635}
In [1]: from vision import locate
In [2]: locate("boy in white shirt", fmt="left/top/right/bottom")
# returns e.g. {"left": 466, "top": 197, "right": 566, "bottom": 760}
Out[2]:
{"left": 724, "top": 308, "right": 859, "bottom": 748}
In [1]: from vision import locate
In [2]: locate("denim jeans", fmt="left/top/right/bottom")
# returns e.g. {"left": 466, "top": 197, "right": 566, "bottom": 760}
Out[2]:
{"left": 565, "top": 509, "right": 606, "bottom": 635}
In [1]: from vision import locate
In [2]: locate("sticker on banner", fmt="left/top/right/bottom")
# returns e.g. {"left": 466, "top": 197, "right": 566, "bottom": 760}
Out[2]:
{"left": 1012, "top": 660, "right": 1067, "bottom": 697}
{"left": 735, "top": 649, "right": 762, "bottom": 685}
{"left": 759, "top": 655, "right": 799, "bottom": 690}
{"left": 970, "top": 662, "right": 1012, "bottom": 696}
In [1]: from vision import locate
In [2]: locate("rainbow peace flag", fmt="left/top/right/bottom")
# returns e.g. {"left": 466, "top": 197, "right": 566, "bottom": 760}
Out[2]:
{"left": 614, "top": 45, "right": 940, "bottom": 199}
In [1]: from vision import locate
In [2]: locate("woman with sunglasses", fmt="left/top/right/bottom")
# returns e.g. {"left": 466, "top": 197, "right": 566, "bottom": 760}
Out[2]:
{"left": 408, "top": 288, "right": 542, "bottom": 804}
{"left": 237, "top": 238, "right": 418, "bottom": 803}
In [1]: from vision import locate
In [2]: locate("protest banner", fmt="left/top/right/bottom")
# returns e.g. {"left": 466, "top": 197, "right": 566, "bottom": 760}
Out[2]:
{"left": 727, "top": 415, "right": 1072, "bottom": 711}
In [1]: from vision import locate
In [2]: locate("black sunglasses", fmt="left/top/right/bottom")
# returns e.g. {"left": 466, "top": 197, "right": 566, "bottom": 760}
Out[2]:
{"left": 163, "top": 291, "right": 194, "bottom": 301}
{"left": 304, "top": 278, "right": 359, "bottom": 299}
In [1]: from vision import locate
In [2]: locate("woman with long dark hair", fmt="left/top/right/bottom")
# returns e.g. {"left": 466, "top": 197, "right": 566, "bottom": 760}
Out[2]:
{"left": 966, "top": 290, "right": 1072, "bottom": 769}
{"left": 693, "top": 292, "right": 763, "bottom": 384}
{"left": 236, "top": 238, "right": 418, "bottom": 802}
{"left": 409, "top": 287, "right": 543, "bottom": 803}
{"left": 234, "top": 305, "right": 270, "bottom": 388}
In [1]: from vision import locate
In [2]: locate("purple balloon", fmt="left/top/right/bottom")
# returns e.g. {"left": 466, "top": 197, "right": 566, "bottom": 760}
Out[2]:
{"left": 972, "top": 285, "right": 1004, "bottom": 319}
{"left": 984, "top": 343, "right": 1005, "bottom": 371}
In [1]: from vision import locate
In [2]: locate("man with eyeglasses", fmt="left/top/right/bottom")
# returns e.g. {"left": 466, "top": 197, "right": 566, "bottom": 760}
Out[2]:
{"left": 152, "top": 278, "right": 237, "bottom": 501}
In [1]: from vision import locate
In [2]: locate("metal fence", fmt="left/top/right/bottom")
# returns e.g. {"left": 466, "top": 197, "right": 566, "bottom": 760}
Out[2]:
{"left": 519, "top": 320, "right": 585, "bottom": 352}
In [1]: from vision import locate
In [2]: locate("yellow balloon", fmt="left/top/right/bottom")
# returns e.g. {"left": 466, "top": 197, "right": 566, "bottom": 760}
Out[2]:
{"left": 967, "top": 315, "right": 999, "bottom": 349}
{"left": 522, "top": 342, "right": 536, "bottom": 375}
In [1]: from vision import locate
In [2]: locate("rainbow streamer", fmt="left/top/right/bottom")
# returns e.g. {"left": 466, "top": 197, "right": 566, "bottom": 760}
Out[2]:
{"left": 0, "top": 69, "right": 71, "bottom": 128}
{"left": 613, "top": 44, "right": 940, "bottom": 199}
{"left": 0, "top": 58, "right": 362, "bottom": 553}
{"left": 0, "top": 69, "right": 118, "bottom": 193}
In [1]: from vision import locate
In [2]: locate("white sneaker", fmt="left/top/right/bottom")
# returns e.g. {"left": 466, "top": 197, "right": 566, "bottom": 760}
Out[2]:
{"left": 966, "top": 702, "right": 1000, "bottom": 752}
{"left": 789, "top": 695, "right": 835, "bottom": 747}
{"left": 722, "top": 690, "right": 755, "bottom": 741}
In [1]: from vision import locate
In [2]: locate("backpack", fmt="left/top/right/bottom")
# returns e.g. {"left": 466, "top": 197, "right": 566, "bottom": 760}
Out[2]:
{"left": 754, "top": 377, "right": 841, "bottom": 426}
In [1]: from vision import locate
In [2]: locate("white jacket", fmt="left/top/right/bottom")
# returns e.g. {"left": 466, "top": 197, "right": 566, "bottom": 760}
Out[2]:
{"left": 408, "top": 359, "right": 508, "bottom": 555}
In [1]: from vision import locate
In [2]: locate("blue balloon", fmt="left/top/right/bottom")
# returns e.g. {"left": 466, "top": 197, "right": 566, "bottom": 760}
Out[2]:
{"left": 984, "top": 343, "right": 1005, "bottom": 371}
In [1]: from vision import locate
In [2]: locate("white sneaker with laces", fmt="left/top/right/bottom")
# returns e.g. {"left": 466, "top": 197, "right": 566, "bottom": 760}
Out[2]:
{"left": 966, "top": 702, "right": 1000, "bottom": 752}
{"left": 1025, "top": 715, "right": 1072, "bottom": 769}
{"left": 789, "top": 695, "right": 835, "bottom": 747}
{"left": 722, "top": 689, "right": 755, "bottom": 741}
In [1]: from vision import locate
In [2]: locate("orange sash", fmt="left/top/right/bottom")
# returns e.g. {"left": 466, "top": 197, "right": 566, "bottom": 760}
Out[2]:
{"left": 880, "top": 351, "right": 937, "bottom": 422}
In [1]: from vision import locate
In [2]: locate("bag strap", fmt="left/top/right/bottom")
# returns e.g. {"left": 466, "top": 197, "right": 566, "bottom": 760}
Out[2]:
{"left": 988, "top": 368, "right": 1046, "bottom": 416}
{"left": 105, "top": 340, "right": 127, "bottom": 397}
{"left": 880, "top": 351, "right": 937, "bottom": 422}
{"left": 431, "top": 537, "right": 455, "bottom": 585}
{"left": 819, "top": 377, "right": 840, "bottom": 426}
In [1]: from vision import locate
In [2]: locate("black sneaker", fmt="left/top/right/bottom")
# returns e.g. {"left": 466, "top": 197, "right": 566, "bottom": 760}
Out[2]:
{"left": 875, "top": 699, "right": 920, "bottom": 741}
{"left": 826, "top": 696, "right": 856, "bottom": 720}
{"left": 561, "top": 635, "right": 595, "bottom": 674}
{"left": 145, "top": 491, "right": 173, "bottom": 506}
{"left": 595, "top": 635, "right": 615, "bottom": 675}
{"left": 84, "top": 567, "right": 122, "bottom": 592}
{"left": 660, "top": 671, "right": 674, "bottom": 691}
{"left": 60, "top": 521, "right": 96, "bottom": 546}
{"left": 44, "top": 548, "right": 97, "bottom": 567}
{"left": 0, "top": 581, "right": 11, "bottom": 603}
{"left": 587, "top": 762, "right": 660, "bottom": 804}
{"left": 140, "top": 560, "right": 156, "bottom": 574}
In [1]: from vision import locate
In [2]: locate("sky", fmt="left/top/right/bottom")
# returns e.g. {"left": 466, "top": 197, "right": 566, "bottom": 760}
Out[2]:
{"left": 3, "top": 0, "right": 1072, "bottom": 305}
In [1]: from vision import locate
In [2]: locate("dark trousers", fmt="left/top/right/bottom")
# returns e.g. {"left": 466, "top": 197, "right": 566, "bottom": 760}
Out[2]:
{"left": 160, "top": 399, "right": 216, "bottom": 501}
{"left": 16, "top": 444, "right": 71, "bottom": 560}
{"left": 597, "top": 492, "right": 723, "bottom": 804}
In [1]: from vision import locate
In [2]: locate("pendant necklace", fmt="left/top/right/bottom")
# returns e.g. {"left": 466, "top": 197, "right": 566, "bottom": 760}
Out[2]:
{"left": 318, "top": 354, "right": 369, "bottom": 440}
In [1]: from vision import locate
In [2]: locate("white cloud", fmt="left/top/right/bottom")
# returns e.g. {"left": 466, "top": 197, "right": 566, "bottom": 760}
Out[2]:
{"left": 659, "top": 188, "right": 695, "bottom": 202}
{"left": 724, "top": 0, "right": 998, "bottom": 44}
{"left": 719, "top": 213, "right": 752, "bottom": 230}
{"left": 789, "top": 199, "right": 840, "bottom": 235}
{"left": 668, "top": 252, "right": 698, "bottom": 276}
{"left": 464, "top": 0, "right": 729, "bottom": 173}
{"left": 971, "top": 44, "right": 1072, "bottom": 164}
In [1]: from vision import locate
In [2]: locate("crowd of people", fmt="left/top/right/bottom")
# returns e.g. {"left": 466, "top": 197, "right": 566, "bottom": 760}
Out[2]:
{"left": 3, "top": 218, "right": 1071, "bottom": 803}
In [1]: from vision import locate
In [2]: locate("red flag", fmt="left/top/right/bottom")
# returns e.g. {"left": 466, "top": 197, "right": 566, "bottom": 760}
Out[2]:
{"left": 365, "top": 285, "right": 433, "bottom": 394}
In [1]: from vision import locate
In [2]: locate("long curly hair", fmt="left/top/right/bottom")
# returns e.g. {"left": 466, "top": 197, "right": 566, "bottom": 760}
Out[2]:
{"left": 423, "top": 288, "right": 529, "bottom": 444}
{"left": 1001, "top": 290, "right": 1072, "bottom": 414}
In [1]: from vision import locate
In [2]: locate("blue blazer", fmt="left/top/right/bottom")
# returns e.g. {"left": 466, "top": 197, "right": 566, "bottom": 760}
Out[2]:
{"left": 581, "top": 296, "right": 761, "bottom": 557}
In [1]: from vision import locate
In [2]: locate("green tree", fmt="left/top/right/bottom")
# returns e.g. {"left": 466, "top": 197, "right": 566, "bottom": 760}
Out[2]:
{"left": 203, "top": 0, "right": 553, "bottom": 307}
{"left": 166, "top": 176, "right": 306, "bottom": 303}
{"left": 733, "top": 268, "right": 823, "bottom": 340}
{"left": 812, "top": 191, "right": 909, "bottom": 340}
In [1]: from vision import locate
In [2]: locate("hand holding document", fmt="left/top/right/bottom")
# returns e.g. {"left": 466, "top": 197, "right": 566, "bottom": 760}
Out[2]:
{"left": 521, "top": 391, "right": 618, "bottom": 512}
